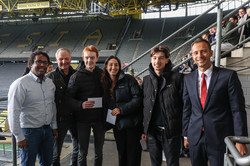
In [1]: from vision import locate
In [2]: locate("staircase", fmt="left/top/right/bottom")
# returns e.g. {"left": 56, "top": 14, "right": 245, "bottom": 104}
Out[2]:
{"left": 220, "top": 42, "right": 250, "bottom": 75}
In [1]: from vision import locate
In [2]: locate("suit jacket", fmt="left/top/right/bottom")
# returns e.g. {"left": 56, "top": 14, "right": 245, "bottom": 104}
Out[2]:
{"left": 183, "top": 66, "right": 248, "bottom": 150}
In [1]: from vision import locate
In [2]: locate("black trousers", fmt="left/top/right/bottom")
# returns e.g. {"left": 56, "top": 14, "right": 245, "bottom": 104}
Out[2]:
{"left": 77, "top": 121, "right": 105, "bottom": 166}
{"left": 147, "top": 127, "right": 180, "bottom": 166}
{"left": 189, "top": 133, "right": 224, "bottom": 166}
{"left": 52, "top": 119, "right": 78, "bottom": 166}
{"left": 113, "top": 125, "right": 142, "bottom": 166}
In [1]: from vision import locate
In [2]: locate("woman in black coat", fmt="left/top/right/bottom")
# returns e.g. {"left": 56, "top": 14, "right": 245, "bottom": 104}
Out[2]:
{"left": 101, "top": 56, "right": 143, "bottom": 166}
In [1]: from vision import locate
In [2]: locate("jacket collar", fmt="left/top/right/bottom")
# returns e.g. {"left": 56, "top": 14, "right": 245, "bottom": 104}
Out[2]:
{"left": 149, "top": 60, "right": 173, "bottom": 79}
{"left": 78, "top": 61, "right": 100, "bottom": 73}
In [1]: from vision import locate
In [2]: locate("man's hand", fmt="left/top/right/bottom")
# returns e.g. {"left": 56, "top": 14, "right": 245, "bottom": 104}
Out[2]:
{"left": 235, "top": 143, "right": 248, "bottom": 155}
{"left": 18, "top": 139, "right": 27, "bottom": 149}
{"left": 184, "top": 138, "right": 189, "bottom": 148}
{"left": 141, "top": 134, "right": 147, "bottom": 141}
{"left": 82, "top": 101, "right": 95, "bottom": 109}
{"left": 111, "top": 108, "right": 120, "bottom": 116}
{"left": 52, "top": 129, "right": 58, "bottom": 139}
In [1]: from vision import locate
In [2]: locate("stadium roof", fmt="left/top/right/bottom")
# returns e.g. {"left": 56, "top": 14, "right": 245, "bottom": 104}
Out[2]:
{"left": 0, "top": 0, "right": 218, "bottom": 21}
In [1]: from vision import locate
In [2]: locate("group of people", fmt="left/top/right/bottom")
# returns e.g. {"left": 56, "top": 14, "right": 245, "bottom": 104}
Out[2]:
{"left": 201, "top": 7, "right": 250, "bottom": 61}
{"left": 7, "top": 37, "right": 248, "bottom": 166}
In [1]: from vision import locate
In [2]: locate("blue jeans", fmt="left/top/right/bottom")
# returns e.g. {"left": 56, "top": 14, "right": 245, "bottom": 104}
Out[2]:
{"left": 20, "top": 127, "right": 55, "bottom": 166}
{"left": 52, "top": 119, "right": 78, "bottom": 166}
{"left": 77, "top": 122, "right": 105, "bottom": 166}
{"left": 147, "top": 127, "right": 180, "bottom": 166}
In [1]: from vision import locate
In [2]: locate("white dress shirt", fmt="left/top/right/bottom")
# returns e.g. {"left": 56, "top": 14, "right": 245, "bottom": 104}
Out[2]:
{"left": 8, "top": 71, "right": 57, "bottom": 142}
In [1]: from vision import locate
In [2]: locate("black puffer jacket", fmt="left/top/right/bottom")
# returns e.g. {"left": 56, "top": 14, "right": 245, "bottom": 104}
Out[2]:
{"left": 66, "top": 62, "right": 104, "bottom": 123}
{"left": 112, "top": 72, "right": 143, "bottom": 130}
{"left": 46, "top": 66, "right": 76, "bottom": 122}
{"left": 143, "top": 61, "right": 183, "bottom": 138}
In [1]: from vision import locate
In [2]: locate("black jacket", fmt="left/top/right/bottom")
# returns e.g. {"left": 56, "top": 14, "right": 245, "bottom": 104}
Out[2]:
{"left": 110, "top": 72, "right": 143, "bottom": 130}
{"left": 66, "top": 62, "right": 104, "bottom": 122}
{"left": 46, "top": 66, "right": 76, "bottom": 122}
{"left": 143, "top": 61, "right": 183, "bottom": 138}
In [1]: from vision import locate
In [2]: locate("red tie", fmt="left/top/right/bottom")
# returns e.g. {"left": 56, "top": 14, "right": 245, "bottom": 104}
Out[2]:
{"left": 201, "top": 73, "right": 207, "bottom": 109}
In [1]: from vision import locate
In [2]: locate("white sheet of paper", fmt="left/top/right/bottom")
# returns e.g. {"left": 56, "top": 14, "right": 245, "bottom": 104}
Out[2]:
{"left": 106, "top": 109, "right": 116, "bottom": 125}
{"left": 88, "top": 97, "right": 102, "bottom": 108}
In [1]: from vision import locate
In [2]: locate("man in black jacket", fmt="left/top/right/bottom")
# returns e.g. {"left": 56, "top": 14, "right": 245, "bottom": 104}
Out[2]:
{"left": 47, "top": 48, "right": 78, "bottom": 166}
{"left": 67, "top": 45, "right": 105, "bottom": 166}
{"left": 142, "top": 46, "right": 183, "bottom": 166}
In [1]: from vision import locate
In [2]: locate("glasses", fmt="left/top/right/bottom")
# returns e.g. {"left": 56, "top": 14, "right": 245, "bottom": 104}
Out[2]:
{"left": 35, "top": 60, "right": 49, "bottom": 66}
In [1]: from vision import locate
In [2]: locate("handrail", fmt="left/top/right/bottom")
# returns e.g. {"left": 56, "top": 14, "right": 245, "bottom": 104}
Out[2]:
{"left": 135, "top": 12, "right": 250, "bottom": 77}
{"left": 224, "top": 136, "right": 250, "bottom": 166}
{"left": 134, "top": 0, "right": 250, "bottom": 76}
{"left": 0, "top": 97, "right": 7, "bottom": 102}
{"left": 122, "top": 0, "right": 225, "bottom": 71}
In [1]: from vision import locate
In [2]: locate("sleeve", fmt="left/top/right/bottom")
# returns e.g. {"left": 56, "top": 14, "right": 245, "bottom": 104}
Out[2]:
{"left": 50, "top": 101, "right": 57, "bottom": 129}
{"left": 65, "top": 73, "right": 83, "bottom": 111}
{"left": 228, "top": 71, "right": 248, "bottom": 137}
{"left": 182, "top": 76, "right": 192, "bottom": 137}
{"left": 50, "top": 84, "right": 57, "bottom": 129}
{"left": 7, "top": 81, "right": 26, "bottom": 142}
{"left": 118, "top": 76, "right": 142, "bottom": 116}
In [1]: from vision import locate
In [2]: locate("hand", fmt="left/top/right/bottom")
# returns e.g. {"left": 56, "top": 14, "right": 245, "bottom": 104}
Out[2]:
{"left": 184, "top": 138, "right": 189, "bottom": 148}
{"left": 235, "top": 143, "right": 248, "bottom": 155}
{"left": 141, "top": 134, "right": 147, "bottom": 141}
{"left": 82, "top": 101, "right": 95, "bottom": 109}
{"left": 52, "top": 129, "right": 58, "bottom": 139}
{"left": 111, "top": 108, "right": 120, "bottom": 116}
{"left": 18, "top": 139, "right": 27, "bottom": 149}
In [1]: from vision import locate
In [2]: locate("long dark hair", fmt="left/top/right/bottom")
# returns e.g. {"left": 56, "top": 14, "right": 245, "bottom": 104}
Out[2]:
{"left": 101, "top": 56, "right": 121, "bottom": 101}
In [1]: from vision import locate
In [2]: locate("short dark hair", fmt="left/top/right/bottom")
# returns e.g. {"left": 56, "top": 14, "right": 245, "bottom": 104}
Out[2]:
{"left": 191, "top": 38, "right": 211, "bottom": 50}
{"left": 150, "top": 45, "right": 170, "bottom": 58}
{"left": 28, "top": 51, "right": 50, "bottom": 66}
{"left": 239, "top": 7, "right": 246, "bottom": 12}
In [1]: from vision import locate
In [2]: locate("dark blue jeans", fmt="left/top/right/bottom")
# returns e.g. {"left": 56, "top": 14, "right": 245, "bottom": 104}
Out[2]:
{"left": 52, "top": 119, "right": 78, "bottom": 166}
{"left": 147, "top": 127, "right": 180, "bottom": 166}
{"left": 20, "top": 127, "right": 55, "bottom": 166}
{"left": 77, "top": 121, "right": 105, "bottom": 166}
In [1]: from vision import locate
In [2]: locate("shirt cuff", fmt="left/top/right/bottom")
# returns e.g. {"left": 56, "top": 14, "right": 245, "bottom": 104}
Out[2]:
{"left": 50, "top": 123, "right": 57, "bottom": 129}
{"left": 15, "top": 134, "right": 25, "bottom": 143}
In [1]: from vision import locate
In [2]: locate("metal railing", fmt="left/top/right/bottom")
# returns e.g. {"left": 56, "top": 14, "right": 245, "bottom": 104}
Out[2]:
{"left": 122, "top": 0, "right": 226, "bottom": 72}
{"left": 133, "top": 0, "right": 250, "bottom": 77}
{"left": 0, "top": 98, "right": 17, "bottom": 166}
{"left": 224, "top": 136, "right": 250, "bottom": 166}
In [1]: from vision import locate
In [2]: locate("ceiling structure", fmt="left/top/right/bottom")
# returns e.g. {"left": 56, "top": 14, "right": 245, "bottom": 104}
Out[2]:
{"left": 0, "top": 0, "right": 218, "bottom": 21}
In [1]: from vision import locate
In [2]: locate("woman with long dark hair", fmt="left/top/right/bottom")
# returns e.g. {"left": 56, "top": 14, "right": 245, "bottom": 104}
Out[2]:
{"left": 101, "top": 56, "right": 143, "bottom": 166}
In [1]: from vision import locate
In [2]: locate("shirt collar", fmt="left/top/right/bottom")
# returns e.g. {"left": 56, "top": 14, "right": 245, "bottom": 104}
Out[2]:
{"left": 198, "top": 64, "right": 213, "bottom": 78}
{"left": 28, "top": 71, "right": 46, "bottom": 83}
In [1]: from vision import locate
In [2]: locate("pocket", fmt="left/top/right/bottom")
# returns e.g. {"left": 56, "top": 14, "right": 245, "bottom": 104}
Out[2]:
{"left": 22, "top": 128, "right": 32, "bottom": 136}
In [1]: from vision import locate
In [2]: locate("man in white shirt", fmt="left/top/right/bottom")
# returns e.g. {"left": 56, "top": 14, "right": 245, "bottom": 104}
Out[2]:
{"left": 8, "top": 51, "right": 58, "bottom": 166}
{"left": 183, "top": 38, "right": 248, "bottom": 166}
{"left": 238, "top": 7, "right": 250, "bottom": 39}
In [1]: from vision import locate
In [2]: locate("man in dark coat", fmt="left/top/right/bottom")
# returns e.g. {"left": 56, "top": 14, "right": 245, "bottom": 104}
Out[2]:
{"left": 67, "top": 45, "right": 105, "bottom": 166}
{"left": 142, "top": 45, "right": 183, "bottom": 166}
{"left": 47, "top": 48, "right": 78, "bottom": 166}
{"left": 183, "top": 38, "right": 248, "bottom": 166}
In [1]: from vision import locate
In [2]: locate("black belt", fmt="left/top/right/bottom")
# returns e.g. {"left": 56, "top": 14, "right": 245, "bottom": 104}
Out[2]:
{"left": 39, "top": 125, "right": 50, "bottom": 129}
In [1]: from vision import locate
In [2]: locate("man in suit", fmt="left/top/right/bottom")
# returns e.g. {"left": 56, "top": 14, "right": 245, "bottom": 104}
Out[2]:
{"left": 183, "top": 38, "right": 248, "bottom": 166}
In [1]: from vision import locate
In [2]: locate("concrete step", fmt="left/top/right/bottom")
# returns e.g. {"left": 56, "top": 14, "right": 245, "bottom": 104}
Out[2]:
{"left": 220, "top": 57, "right": 250, "bottom": 67}
{"left": 244, "top": 41, "right": 250, "bottom": 47}
{"left": 231, "top": 47, "right": 250, "bottom": 58}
